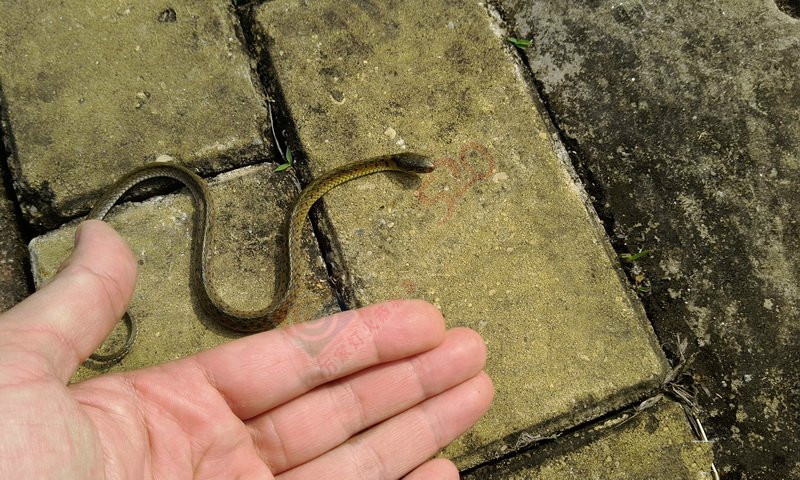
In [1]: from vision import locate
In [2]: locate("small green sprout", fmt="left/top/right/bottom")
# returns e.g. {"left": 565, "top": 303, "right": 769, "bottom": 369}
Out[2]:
{"left": 274, "top": 147, "right": 293, "bottom": 172}
{"left": 507, "top": 37, "right": 532, "bottom": 49}
{"left": 621, "top": 249, "right": 653, "bottom": 262}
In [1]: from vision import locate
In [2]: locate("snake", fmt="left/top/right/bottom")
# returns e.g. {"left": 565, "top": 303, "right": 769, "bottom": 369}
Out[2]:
{"left": 87, "top": 152, "right": 435, "bottom": 363}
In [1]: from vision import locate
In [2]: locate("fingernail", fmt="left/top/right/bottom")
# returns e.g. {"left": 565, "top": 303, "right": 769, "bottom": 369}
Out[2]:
{"left": 56, "top": 225, "right": 83, "bottom": 275}
{"left": 74, "top": 222, "right": 86, "bottom": 246}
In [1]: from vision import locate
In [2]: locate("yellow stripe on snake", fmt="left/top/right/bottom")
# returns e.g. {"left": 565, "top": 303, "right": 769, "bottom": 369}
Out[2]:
{"left": 87, "top": 153, "right": 435, "bottom": 363}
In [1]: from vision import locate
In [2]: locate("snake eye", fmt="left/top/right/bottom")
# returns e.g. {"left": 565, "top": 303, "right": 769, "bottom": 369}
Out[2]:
{"left": 393, "top": 152, "right": 435, "bottom": 173}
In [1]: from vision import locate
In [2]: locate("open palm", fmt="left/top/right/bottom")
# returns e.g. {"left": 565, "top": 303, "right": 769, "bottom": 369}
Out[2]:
{"left": 0, "top": 220, "right": 492, "bottom": 479}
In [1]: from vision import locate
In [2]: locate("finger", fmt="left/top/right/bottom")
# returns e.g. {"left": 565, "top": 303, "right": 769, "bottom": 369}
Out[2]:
{"left": 190, "top": 300, "right": 446, "bottom": 419}
{"left": 403, "top": 458, "right": 459, "bottom": 480}
{"left": 277, "top": 372, "right": 494, "bottom": 480}
{"left": 0, "top": 220, "right": 136, "bottom": 381}
{"left": 251, "top": 327, "right": 487, "bottom": 473}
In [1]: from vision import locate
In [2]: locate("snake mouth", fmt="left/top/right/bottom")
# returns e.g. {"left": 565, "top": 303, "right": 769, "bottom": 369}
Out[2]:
{"left": 392, "top": 152, "right": 436, "bottom": 173}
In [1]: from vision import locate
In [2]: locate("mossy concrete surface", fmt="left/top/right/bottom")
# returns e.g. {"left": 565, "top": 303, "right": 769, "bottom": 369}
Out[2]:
{"left": 0, "top": 1, "right": 271, "bottom": 229}
{"left": 254, "top": 0, "right": 669, "bottom": 468}
{"left": 497, "top": 0, "right": 799, "bottom": 476}
{"left": 465, "top": 400, "right": 713, "bottom": 479}
{"left": 30, "top": 165, "right": 337, "bottom": 382}
{"left": 4, "top": 0, "right": 722, "bottom": 475}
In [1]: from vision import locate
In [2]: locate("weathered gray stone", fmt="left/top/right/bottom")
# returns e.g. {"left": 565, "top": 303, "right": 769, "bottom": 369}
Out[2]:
{"left": 0, "top": 1, "right": 271, "bottom": 228}
{"left": 253, "top": 0, "right": 668, "bottom": 468}
{"left": 497, "top": 0, "right": 800, "bottom": 476}
{"left": 30, "top": 165, "right": 337, "bottom": 382}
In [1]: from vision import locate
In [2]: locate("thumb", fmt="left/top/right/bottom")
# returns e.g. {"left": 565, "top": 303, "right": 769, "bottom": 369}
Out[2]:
{"left": 0, "top": 220, "right": 136, "bottom": 381}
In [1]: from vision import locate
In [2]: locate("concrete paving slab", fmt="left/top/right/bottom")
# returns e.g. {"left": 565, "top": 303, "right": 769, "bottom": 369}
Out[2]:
{"left": 253, "top": 0, "right": 669, "bottom": 468}
{"left": 30, "top": 165, "right": 338, "bottom": 382}
{"left": 497, "top": 0, "right": 800, "bottom": 476}
{"left": 0, "top": 1, "right": 271, "bottom": 229}
{"left": 464, "top": 400, "right": 713, "bottom": 479}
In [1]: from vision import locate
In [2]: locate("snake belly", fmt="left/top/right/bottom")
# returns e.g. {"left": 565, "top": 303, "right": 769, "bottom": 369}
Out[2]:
{"left": 87, "top": 152, "right": 434, "bottom": 363}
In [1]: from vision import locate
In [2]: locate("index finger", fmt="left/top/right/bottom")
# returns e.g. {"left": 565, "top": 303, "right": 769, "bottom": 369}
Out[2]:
{"left": 188, "top": 300, "right": 446, "bottom": 419}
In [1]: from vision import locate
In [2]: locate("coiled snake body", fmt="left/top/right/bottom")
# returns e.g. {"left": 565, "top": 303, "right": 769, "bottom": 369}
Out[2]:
{"left": 88, "top": 153, "right": 434, "bottom": 363}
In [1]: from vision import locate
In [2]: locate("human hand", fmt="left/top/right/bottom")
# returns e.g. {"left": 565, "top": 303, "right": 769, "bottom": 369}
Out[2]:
{"left": 0, "top": 220, "right": 492, "bottom": 479}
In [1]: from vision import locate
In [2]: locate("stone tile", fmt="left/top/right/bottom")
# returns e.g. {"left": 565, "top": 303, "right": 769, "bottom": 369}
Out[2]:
{"left": 0, "top": 1, "right": 271, "bottom": 228}
{"left": 253, "top": 0, "right": 669, "bottom": 467}
{"left": 464, "top": 400, "right": 714, "bottom": 479}
{"left": 30, "top": 165, "right": 337, "bottom": 382}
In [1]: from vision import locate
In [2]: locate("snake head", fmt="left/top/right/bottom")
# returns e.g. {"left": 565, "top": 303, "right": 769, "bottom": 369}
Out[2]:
{"left": 392, "top": 152, "right": 435, "bottom": 174}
